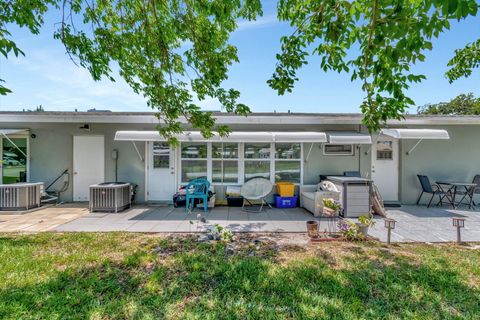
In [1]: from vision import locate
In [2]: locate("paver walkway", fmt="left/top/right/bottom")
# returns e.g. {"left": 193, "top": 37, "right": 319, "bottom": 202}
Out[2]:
{"left": 367, "top": 205, "right": 480, "bottom": 243}
{"left": 0, "top": 204, "right": 88, "bottom": 232}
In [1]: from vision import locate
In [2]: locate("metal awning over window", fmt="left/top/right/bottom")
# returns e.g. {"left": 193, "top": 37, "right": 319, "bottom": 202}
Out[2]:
{"left": 327, "top": 132, "right": 372, "bottom": 144}
{"left": 380, "top": 128, "right": 450, "bottom": 140}
{"left": 0, "top": 129, "right": 29, "bottom": 136}
{"left": 114, "top": 131, "right": 328, "bottom": 143}
{"left": 380, "top": 128, "right": 450, "bottom": 155}
{"left": 0, "top": 129, "right": 29, "bottom": 158}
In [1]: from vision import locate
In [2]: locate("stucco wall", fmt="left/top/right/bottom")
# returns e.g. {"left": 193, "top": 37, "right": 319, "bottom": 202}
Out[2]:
{"left": 399, "top": 125, "right": 480, "bottom": 204}
{"left": 5, "top": 122, "right": 149, "bottom": 202}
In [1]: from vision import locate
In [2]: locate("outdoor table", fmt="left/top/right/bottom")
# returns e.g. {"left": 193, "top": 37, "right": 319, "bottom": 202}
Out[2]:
{"left": 435, "top": 181, "right": 477, "bottom": 209}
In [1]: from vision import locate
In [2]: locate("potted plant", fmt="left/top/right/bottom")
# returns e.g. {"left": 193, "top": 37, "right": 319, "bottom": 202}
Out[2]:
{"left": 337, "top": 220, "right": 363, "bottom": 241}
{"left": 322, "top": 198, "right": 342, "bottom": 216}
{"left": 356, "top": 214, "right": 375, "bottom": 236}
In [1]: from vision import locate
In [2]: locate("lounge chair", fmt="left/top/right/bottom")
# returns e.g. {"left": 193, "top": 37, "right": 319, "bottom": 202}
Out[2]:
{"left": 416, "top": 175, "right": 448, "bottom": 208}
{"left": 240, "top": 177, "right": 273, "bottom": 212}
{"left": 300, "top": 183, "right": 340, "bottom": 217}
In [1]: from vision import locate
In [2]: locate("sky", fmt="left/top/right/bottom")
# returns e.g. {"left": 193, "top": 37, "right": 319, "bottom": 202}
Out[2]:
{"left": 1, "top": 2, "right": 480, "bottom": 114}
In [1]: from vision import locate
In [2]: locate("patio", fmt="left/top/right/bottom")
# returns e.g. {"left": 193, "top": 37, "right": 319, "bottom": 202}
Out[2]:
{"left": 0, "top": 203, "right": 478, "bottom": 243}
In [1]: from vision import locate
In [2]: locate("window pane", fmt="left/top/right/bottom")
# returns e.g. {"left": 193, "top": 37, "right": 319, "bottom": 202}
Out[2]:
{"left": 212, "top": 143, "right": 238, "bottom": 159}
{"left": 275, "top": 143, "right": 301, "bottom": 159}
{"left": 324, "top": 144, "right": 353, "bottom": 155}
{"left": 244, "top": 143, "right": 270, "bottom": 159}
{"left": 181, "top": 160, "right": 207, "bottom": 182}
{"left": 181, "top": 142, "right": 207, "bottom": 159}
{"left": 2, "top": 138, "right": 27, "bottom": 184}
{"left": 244, "top": 160, "right": 270, "bottom": 181}
{"left": 275, "top": 161, "right": 301, "bottom": 183}
{"left": 153, "top": 142, "right": 169, "bottom": 168}
{"left": 212, "top": 160, "right": 238, "bottom": 183}
{"left": 377, "top": 141, "right": 393, "bottom": 160}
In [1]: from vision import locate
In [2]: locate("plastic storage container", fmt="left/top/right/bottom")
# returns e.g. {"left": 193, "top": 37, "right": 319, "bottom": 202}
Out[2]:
{"left": 227, "top": 196, "right": 244, "bottom": 207}
{"left": 274, "top": 195, "right": 297, "bottom": 208}
{"left": 276, "top": 182, "right": 295, "bottom": 197}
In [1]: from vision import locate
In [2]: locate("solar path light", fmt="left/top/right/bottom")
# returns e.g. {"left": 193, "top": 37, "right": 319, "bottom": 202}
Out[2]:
{"left": 384, "top": 218, "right": 396, "bottom": 245}
{"left": 452, "top": 218, "right": 465, "bottom": 244}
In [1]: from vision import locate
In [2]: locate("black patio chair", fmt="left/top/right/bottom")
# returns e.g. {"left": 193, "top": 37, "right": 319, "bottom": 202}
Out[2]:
{"left": 416, "top": 175, "right": 448, "bottom": 208}
{"left": 458, "top": 174, "right": 480, "bottom": 209}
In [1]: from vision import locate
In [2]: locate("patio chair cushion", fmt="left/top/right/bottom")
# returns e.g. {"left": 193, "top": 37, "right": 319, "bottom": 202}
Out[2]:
{"left": 319, "top": 181, "right": 338, "bottom": 192}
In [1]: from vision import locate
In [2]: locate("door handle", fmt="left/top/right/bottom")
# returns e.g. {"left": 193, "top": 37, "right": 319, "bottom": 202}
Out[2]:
{"left": 74, "top": 171, "right": 78, "bottom": 175}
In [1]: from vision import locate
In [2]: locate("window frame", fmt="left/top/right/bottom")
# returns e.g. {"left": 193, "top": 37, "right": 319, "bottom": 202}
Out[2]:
{"left": 211, "top": 142, "right": 240, "bottom": 185}
{"left": 179, "top": 142, "right": 208, "bottom": 183}
{"left": 322, "top": 143, "right": 354, "bottom": 156}
{"left": 178, "top": 142, "right": 304, "bottom": 186}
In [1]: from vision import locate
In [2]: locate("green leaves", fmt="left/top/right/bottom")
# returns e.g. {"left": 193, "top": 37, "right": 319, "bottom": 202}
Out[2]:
{"left": 270, "top": 0, "right": 479, "bottom": 132}
{"left": 1, "top": 0, "right": 261, "bottom": 141}
{"left": 418, "top": 92, "right": 480, "bottom": 115}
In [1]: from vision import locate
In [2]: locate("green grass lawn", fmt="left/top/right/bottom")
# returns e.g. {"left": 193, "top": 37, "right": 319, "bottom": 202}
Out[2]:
{"left": 0, "top": 233, "right": 479, "bottom": 319}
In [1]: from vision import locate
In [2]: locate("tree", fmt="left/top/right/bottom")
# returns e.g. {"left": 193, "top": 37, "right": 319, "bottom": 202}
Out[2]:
{"left": 1, "top": 0, "right": 262, "bottom": 142}
{"left": 268, "top": 0, "right": 479, "bottom": 132}
{"left": 417, "top": 93, "right": 480, "bottom": 115}
{"left": 2, "top": 1, "right": 480, "bottom": 138}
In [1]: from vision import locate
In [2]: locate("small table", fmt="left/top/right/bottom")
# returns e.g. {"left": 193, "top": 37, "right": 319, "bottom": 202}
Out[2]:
{"left": 435, "top": 181, "right": 476, "bottom": 209}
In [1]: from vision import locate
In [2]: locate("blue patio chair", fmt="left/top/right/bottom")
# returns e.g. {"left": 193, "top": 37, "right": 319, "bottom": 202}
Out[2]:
{"left": 185, "top": 178, "right": 210, "bottom": 213}
{"left": 416, "top": 175, "right": 447, "bottom": 208}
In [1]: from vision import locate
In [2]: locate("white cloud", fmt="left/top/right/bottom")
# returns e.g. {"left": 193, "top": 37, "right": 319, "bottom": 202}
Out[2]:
{"left": 236, "top": 15, "right": 279, "bottom": 31}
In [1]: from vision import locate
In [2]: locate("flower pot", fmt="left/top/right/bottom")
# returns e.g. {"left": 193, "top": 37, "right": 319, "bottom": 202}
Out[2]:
{"left": 306, "top": 220, "right": 319, "bottom": 238}
{"left": 356, "top": 223, "right": 369, "bottom": 236}
{"left": 322, "top": 207, "right": 337, "bottom": 217}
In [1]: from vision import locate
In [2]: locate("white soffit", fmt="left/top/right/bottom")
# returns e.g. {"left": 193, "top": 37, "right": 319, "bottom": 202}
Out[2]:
{"left": 114, "top": 131, "right": 328, "bottom": 143}
{"left": 380, "top": 128, "right": 450, "bottom": 140}
{"left": 327, "top": 132, "right": 372, "bottom": 144}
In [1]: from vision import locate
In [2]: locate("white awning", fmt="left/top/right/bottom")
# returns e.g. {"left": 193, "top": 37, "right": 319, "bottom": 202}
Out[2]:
{"left": 114, "top": 131, "right": 327, "bottom": 143}
{"left": 327, "top": 132, "right": 372, "bottom": 144}
{"left": 0, "top": 129, "right": 29, "bottom": 135}
{"left": 380, "top": 128, "right": 450, "bottom": 140}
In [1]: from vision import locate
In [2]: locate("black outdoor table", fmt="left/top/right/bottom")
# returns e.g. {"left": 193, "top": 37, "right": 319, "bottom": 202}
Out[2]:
{"left": 435, "top": 181, "right": 477, "bottom": 209}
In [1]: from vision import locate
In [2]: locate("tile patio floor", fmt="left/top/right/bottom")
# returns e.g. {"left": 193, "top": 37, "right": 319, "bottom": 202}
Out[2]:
{"left": 1, "top": 203, "right": 479, "bottom": 243}
{"left": 55, "top": 205, "right": 315, "bottom": 233}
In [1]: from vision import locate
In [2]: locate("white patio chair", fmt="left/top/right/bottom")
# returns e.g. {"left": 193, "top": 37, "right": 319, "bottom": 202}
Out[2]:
{"left": 240, "top": 177, "right": 273, "bottom": 212}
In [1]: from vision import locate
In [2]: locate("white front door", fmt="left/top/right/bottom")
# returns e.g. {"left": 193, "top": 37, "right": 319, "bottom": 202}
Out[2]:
{"left": 147, "top": 142, "right": 176, "bottom": 201}
{"left": 371, "top": 135, "right": 399, "bottom": 202}
{"left": 73, "top": 136, "right": 105, "bottom": 201}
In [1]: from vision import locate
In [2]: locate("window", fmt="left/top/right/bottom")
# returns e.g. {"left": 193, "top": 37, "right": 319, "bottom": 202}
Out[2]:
{"left": 323, "top": 144, "right": 354, "bottom": 156}
{"left": 376, "top": 141, "right": 393, "bottom": 160}
{"left": 153, "top": 142, "right": 170, "bottom": 168}
{"left": 275, "top": 143, "right": 301, "bottom": 183}
{"left": 212, "top": 143, "right": 238, "bottom": 183}
{"left": 2, "top": 137, "right": 28, "bottom": 184}
{"left": 181, "top": 142, "right": 207, "bottom": 182}
{"left": 244, "top": 143, "right": 270, "bottom": 159}
{"left": 244, "top": 143, "right": 271, "bottom": 181}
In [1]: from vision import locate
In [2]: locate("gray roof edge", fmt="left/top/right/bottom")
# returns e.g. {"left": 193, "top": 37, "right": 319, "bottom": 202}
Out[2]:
{"left": 1, "top": 111, "right": 480, "bottom": 125}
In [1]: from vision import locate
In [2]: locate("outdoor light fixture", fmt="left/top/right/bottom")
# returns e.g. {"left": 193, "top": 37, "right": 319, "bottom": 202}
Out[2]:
{"left": 452, "top": 217, "right": 465, "bottom": 244}
{"left": 384, "top": 218, "right": 396, "bottom": 245}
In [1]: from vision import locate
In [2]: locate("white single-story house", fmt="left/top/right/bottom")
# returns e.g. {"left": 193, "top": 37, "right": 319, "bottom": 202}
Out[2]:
{"left": 1, "top": 111, "right": 479, "bottom": 205}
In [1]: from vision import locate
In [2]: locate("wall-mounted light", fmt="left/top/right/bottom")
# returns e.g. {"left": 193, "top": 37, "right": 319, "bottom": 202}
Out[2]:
{"left": 79, "top": 124, "right": 90, "bottom": 132}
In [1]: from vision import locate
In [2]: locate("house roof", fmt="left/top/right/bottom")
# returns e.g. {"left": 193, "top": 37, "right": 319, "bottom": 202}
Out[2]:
{"left": 1, "top": 111, "right": 480, "bottom": 125}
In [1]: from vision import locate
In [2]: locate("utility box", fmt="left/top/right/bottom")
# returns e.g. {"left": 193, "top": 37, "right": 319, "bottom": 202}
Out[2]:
{"left": 326, "top": 176, "right": 372, "bottom": 218}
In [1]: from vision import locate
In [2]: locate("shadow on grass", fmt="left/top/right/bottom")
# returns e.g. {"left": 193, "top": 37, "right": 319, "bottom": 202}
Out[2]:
{"left": 0, "top": 236, "right": 478, "bottom": 319}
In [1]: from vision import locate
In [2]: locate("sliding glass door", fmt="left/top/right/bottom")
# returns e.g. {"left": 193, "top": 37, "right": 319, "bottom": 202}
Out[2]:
{"left": 2, "top": 137, "right": 28, "bottom": 184}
